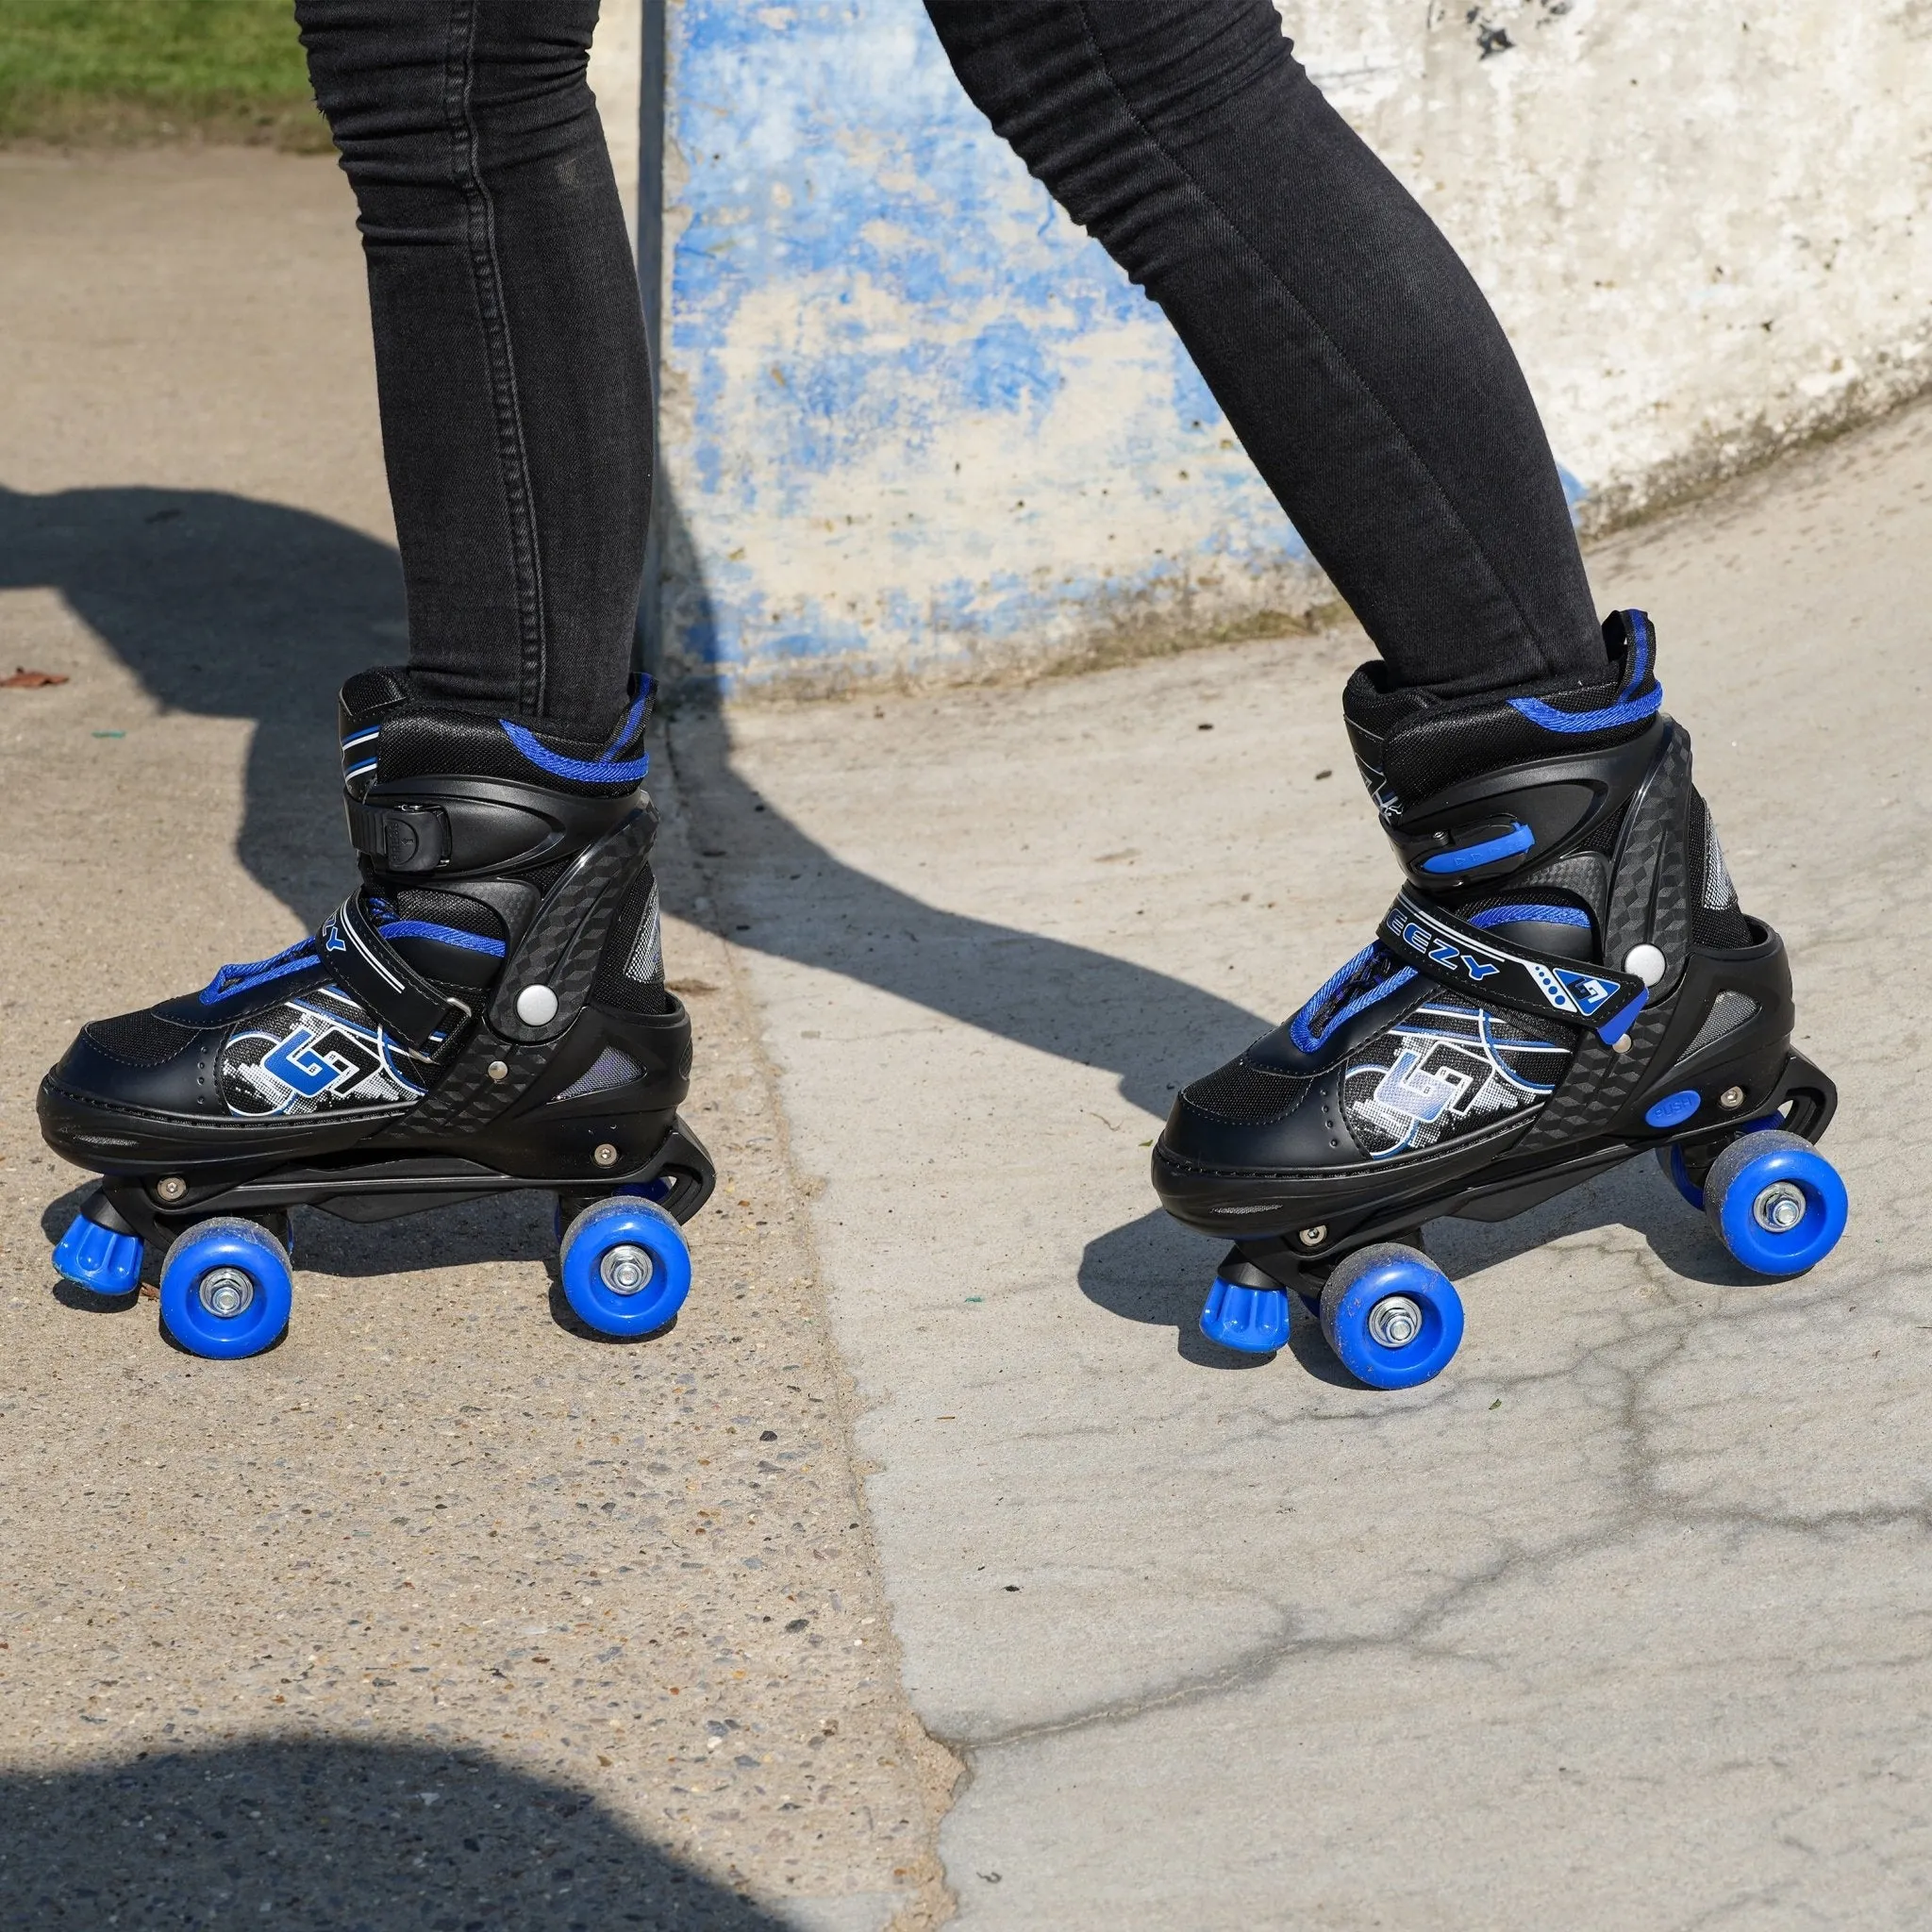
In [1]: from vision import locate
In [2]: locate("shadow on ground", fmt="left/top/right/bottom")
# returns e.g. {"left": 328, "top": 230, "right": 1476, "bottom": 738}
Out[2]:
{"left": 0, "top": 1737, "right": 786, "bottom": 1929}
{"left": 2, "top": 480, "right": 1273, "bottom": 1120}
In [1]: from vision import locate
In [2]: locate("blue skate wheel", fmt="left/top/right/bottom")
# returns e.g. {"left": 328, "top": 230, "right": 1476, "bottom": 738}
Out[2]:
{"left": 158, "top": 1217, "right": 293, "bottom": 1360}
{"left": 52, "top": 1210, "right": 143, "bottom": 1296}
{"left": 559, "top": 1196, "right": 691, "bottom": 1339}
{"left": 1319, "top": 1244, "right": 1464, "bottom": 1391}
{"left": 1704, "top": 1128, "right": 1848, "bottom": 1277}
{"left": 1200, "top": 1276, "right": 1291, "bottom": 1354}
{"left": 1656, "top": 1114, "right": 1782, "bottom": 1210}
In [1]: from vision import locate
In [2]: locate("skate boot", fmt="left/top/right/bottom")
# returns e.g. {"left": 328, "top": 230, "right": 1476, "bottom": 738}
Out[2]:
{"left": 40, "top": 670, "right": 714, "bottom": 1358}
{"left": 1152, "top": 611, "right": 1845, "bottom": 1389}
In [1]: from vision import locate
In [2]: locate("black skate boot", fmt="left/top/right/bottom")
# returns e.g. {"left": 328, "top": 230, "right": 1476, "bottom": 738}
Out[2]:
{"left": 1152, "top": 611, "right": 1844, "bottom": 1388}
{"left": 41, "top": 670, "right": 714, "bottom": 1358}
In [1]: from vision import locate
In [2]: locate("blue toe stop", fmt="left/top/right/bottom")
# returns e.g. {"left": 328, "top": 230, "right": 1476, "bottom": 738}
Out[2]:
{"left": 53, "top": 1212, "right": 143, "bottom": 1295}
{"left": 1200, "top": 1275, "right": 1291, "bottom": 1354}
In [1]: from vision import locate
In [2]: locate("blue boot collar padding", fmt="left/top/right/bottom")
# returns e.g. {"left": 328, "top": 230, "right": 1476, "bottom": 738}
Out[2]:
{"left": 500, "top": 677, "right": 654, "bottom": 787}
{"left": 500, "top": 719, "right": 650, "bottom": 786}
{"left": 1507, "top": 608, "right": 1662, "bottom": 735}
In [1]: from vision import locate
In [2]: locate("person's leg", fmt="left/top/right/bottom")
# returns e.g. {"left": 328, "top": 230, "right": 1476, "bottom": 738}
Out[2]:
{"left": 38, "top": 2, "right": 717, "bottom": 1327}
{"left": 924, "top": 0, "right": 1602, "bottom": 696}
{"left": 919, "top": 6, "right": 1848, "bottom": 1372}
{"left": 296, "top": 0, "right": 648, "bottom": 739}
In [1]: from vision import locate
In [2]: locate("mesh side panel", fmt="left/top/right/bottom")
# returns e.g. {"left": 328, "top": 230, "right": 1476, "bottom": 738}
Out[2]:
{"left": 1692, "top": 900, "right": 1754, "bottom": 947}
{"left": 551, "top": 1044, "right": 643, "bottom": 1101}
{"left": 589, "top": 863, "right": 668, "bottom": 1015}
{"left": 1179, "top": 1058, "right": 1314, "bottom": 1125}
{"left": 1686, "top": 791, "right": 1751, "bottom": 943}
{"left": 1684, "top": 991, "right": 1757, "bottom": 1058}
{"left": 82, "top": 1010, "right": 199, "bottom": 1066}
{"left": 1690, "top": 790, "right": 1740, "bottom": 911}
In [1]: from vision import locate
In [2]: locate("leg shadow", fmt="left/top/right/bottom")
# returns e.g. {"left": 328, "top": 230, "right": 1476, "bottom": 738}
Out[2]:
{"left": 0, "top": 1735, "right": 790, "bottom": 1927}
{"left": 661, "top": 701, "right": 1270, "bottom": 1121}
{"left": 0, "top": 481, "right": 403, "bottom": 929}
{"left": 8, "top": 479, "right": 1274, "bottom": 1118}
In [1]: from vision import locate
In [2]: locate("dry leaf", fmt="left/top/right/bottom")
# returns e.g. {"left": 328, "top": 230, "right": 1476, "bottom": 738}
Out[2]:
{"left": 0, "top": 668, "right": 69, "bottom": 689}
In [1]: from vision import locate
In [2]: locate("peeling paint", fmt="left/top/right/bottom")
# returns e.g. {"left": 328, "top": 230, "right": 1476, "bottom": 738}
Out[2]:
{"left": 656, "top": 0, "right": 1319, "bottom": 691}
{"left": 655, "top": 0, "right": 1932, "bottom": 690}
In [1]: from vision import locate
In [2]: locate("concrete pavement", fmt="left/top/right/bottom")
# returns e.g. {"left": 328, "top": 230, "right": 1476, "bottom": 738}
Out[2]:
{"left": 0, "top": 148, "right": 951, "bottom": 1930}
{"left": 7, "top": 139, "right": 1932, "bottom": 1931}
{"left": 675, "top": 404, "right": 1932, "bottom": 1925}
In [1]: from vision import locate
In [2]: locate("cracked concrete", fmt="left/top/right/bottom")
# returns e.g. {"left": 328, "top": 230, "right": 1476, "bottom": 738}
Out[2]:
{"left": 672, "top": 398, "right": 1932, "bottom": 1924}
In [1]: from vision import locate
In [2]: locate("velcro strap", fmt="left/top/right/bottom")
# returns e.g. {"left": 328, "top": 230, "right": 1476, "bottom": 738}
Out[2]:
{"left": 317, "top": 894, "right": 473, "bottom": 1057}
{"left": 345, "top": 797, "right": 451, "bottom": 874}
{"left": 1381, "top": 891, "right": 1648, "bottom": 1044}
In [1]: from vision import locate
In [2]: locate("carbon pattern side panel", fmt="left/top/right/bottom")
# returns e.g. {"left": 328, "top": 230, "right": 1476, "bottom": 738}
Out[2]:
{"left": 410, "top": 812, "right": 656, "bottom": 1133}
{"left": 1516, "top": 1003, "right": 1673, "bottom": 1153}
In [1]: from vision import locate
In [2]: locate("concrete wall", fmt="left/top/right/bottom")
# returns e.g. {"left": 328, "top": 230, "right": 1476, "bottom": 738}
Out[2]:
{"left": 647, "top": 0, "right": 1932, "bottom": 692}
{"left": 1295, "top": 0, "right": 1932, "bottom": 531}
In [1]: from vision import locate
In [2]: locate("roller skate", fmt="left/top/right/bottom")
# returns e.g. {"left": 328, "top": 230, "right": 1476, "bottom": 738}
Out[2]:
{"left": 1152, "top": 611, "right": 1845, "bottom": 1389}
{"left": 39, "top": 669, "right": 715, "bottom": 1359}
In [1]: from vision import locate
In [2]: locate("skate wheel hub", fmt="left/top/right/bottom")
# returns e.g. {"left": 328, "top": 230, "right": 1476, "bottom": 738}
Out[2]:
{"left": 515, "top": 984, "right": 559, "bottom": 1025}
{"left": 598, "top": 1243, "right": 656, "bottom": 1295}
{"left": 197, "top": 1266, "right": 256, "bottom": 1319}
{"left": 1753, "top": 1180, "right": 1807, "bottom": 1233}
{"left": 1702, "top": 1128, "right": 1849, "bottom": 1275}
{"left": 1367, "top": 1294, "right": 1423, "bottom": 1348}
{"left": 558, "top": 1196, "right": 692, "bottom": 1337}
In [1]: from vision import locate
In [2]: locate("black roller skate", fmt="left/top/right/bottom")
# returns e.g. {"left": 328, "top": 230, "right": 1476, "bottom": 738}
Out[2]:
{"left": 40, "top": 670, "right": 715, "bottom": 1359}
{"left": 1152, "top": 611, "right": 1846, "bottom": 1389}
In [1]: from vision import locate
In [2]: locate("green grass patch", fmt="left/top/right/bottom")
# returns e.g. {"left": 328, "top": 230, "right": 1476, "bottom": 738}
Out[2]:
{"left": 0, "top": 0, "right": 328, "bottom": 148}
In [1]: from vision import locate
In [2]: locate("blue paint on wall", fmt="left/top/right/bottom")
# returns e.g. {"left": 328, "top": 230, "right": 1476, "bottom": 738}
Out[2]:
{"left": 658, "top": 0, "right": 1321, "bottom": 684}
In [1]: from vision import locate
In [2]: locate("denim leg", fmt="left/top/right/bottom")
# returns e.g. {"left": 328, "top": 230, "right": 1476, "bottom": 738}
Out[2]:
{"left": 296, "top": 0, "right": 649, "bottom": 735}
{"left": 924, "top": 0, "right": 1605, "bottom": 693}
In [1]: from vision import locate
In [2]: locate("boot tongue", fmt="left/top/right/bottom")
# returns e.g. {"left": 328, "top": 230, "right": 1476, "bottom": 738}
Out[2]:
{"left": 366, "top": 889, "right": 508, "bottom": 992}
{"left": 1462, "top": 896, "right": 1600, "bottom": 965}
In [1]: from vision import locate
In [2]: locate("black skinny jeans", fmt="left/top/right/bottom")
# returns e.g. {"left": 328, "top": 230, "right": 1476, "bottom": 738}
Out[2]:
{"left": 296, "top": 0, "right": 1606, "bottom": 743}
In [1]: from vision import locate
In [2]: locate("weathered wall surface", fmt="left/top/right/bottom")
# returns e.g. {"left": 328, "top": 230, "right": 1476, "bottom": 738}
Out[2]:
{"left": 1299, "top": 0, "right": 1932, "bottom": 532}
{"left": 652, "top": 0, "right": 1932, "bottom": 691}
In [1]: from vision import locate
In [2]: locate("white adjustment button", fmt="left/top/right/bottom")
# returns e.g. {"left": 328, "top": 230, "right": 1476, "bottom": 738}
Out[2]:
{"left": 515, "top": 983, "right": 559, "bottom": 1025}
{"left": 1623, "top": 944, "right": 1666, "bottom": 988}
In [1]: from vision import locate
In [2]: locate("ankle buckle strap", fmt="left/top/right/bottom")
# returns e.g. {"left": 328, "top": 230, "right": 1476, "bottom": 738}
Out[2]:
{"left": 1383, "top": 891, "right": 1648, "bottom": 1045}
{"left": 343, "top": 774, "right": 638, "bottom": 881}
{"left": 345, "top": 798, "right": 450, "bottom": 874}
{"left": 319, "top": 894, "right": 473, "bottom": 1059}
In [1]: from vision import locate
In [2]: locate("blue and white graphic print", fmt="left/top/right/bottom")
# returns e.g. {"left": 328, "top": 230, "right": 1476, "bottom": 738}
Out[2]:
{"left": 1527, "top": 962, "right": 1622, "bottom": 1019}
{"left": 1344, "top": 997, "right": 1571, "bottom": 1159}
{"left": 220, "top": 986, "right": 425, "bottom": 1118}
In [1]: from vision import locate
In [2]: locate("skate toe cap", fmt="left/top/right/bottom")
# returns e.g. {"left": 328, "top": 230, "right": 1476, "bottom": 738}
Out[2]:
{"left": 1159, "top": 1058, "right": 1357, "bottom": 1173}
{"left": 46, "top": 1010, "right": 220, "bottom": 1115}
